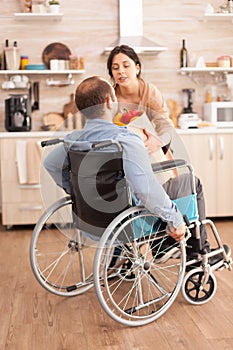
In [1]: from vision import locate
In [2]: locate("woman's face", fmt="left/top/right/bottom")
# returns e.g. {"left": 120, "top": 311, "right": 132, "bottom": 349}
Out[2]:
{"left": 110, "top": 52, "right": 140, "bottom": 87}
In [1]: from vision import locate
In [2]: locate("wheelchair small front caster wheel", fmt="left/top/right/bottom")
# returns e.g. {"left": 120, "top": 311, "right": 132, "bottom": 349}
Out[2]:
{"left": 182, "top": 268, "right": 217, "bottom": 305}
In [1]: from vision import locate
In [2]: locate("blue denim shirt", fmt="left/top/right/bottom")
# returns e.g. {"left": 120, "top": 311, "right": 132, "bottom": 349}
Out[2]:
{"left": 44, "top": 119, "right": 183, "bottom": 228}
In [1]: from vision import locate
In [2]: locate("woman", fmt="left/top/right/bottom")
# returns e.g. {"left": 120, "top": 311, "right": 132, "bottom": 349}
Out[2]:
{"left": 107, "top": 44, "right": 174, "bottom": 153}
{"left": 106, "top": 45, "right": 219, "bottom": 260}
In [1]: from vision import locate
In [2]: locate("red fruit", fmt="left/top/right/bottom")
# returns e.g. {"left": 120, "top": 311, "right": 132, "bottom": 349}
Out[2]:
{"left": 130, "top": 109, "right": 141, "bottom": 117}
{"left": 121, "top": 112, "right": 131, "bottom": 124}
{"left": 121, "top": 109, "right": 141, "bottom": 124}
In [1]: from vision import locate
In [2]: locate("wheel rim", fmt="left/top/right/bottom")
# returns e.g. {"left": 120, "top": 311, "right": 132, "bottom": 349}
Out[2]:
{"left": 30, "top": 198, "right": 95, "bottom": 296}
{"left": 183, "top": 269, "right": 217, "bottom": 304}
{"left": 94, "top": 207, "right": 186, "bottom": 326}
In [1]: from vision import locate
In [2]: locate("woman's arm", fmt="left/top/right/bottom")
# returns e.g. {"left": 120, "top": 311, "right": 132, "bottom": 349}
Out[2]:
{"left": 139, "top": 80, "right": 174, "bottom": 135}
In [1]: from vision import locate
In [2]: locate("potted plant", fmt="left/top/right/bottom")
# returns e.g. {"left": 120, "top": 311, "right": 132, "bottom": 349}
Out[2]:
{"left": 48, "top": 0, "right": 60, "bottom": 14}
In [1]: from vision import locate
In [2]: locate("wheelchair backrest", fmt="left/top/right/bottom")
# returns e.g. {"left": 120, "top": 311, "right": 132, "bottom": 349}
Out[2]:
{"left": 68, "top": 145, "right": 130, "bottom": 236}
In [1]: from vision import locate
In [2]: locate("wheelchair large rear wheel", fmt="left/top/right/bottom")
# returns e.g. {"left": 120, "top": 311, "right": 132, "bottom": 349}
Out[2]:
{"left": 94, "top": 207, "right": 186, "bottom": 327}
{"left": 30, "top": 196, "right": 95, "bottom": 296}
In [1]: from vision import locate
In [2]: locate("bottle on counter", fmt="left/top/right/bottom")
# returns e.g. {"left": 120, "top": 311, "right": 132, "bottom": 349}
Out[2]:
{"left": 228, "top": 0, "right": 233, "bottom": 13}
{"left": 205, "top": 85, "right": 217, "bottom": 103}
{"left": 180, "top": 39, "right": 188, "bottom": 68}
{"left": 2, "top": 39, "right": 9, "bottom": 70}
{"left": 20, "top": 55, "right": 29, "bottom": 69}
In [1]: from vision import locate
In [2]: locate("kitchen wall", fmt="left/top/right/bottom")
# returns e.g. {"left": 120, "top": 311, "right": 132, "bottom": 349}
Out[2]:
{"left": 0, "top": 0, "right": 232, "bottom": 131}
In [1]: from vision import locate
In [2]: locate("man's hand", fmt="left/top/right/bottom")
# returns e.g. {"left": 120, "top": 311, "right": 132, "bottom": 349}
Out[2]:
{"left": 166, "top": 222, "right": 186, "bottom": 241}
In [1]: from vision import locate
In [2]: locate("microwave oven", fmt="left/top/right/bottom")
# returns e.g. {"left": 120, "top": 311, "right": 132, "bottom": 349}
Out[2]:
{"left": 204, "top": 102, "right": 233, "bottom": 127}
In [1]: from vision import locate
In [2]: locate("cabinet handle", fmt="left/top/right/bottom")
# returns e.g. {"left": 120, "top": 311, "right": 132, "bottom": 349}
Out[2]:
{"left": 18, "top": 184, "right": 41, "bottom": 189}
{"left": 18, "top": 205, "right": 43, "bottom": 211}
{"left": 208, "top": 137, "right": 214, "bottom": 160}
{"left": 219, "top": 136, "right": 224, "bottom": 160}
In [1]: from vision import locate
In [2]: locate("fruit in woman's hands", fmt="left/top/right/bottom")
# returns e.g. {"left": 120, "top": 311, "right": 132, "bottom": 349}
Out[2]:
{"left": 113, "top": 109, "right": 143, "bottom": 125}
{"left": 114, "top": 121, "right": 126, "bottom": 126}
{"left": 121, "top": 110, "right": 141, "bottom": 124}
{"left": 113, "top": 113, "right": 122, "bottom": 122}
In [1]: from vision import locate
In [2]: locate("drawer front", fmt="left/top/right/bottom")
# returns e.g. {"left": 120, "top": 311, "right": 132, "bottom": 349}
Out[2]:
{"left": 0, "top": 139, "right": 15, "bottom": 161}
{"left": 2, "top": 202, "right": 44, "bottom": 225}
{"left": 1, "top": 138, "right": 43, "bottom": 183}
{"left": 1, "top": 160, "right": 19, "bottom": 182}
{"left": 1, "top": 183, "right": 42, "bottom": 203}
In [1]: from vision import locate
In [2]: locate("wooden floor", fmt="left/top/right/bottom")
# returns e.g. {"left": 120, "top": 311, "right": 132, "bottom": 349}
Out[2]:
{"left": 0, "top": 219, "right": 232, "bottom": 350}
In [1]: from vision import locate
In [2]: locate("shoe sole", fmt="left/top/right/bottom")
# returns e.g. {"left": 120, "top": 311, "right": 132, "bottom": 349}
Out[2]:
{"left": 154, "top": 247, "right": 180, "bottom": 263}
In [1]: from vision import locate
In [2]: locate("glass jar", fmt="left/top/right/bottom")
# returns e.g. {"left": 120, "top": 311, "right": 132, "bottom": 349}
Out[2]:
{"left": 228, "top": 0, "right": 233, "bottom": 13}
{"left": 217, "top": 55, "right": 231, "bottom": 68}
{"left": 31, "top": 0, "right": 46, "bottom": 13}
{"left": 20, "top": 55, "right": 29, "bottom": 70}
{"left": 69, "top": 55, "right": 79, "bottom": 70}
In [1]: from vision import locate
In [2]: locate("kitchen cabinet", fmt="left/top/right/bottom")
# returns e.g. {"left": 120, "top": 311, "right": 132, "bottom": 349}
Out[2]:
{"left": 179, "top": 130, "right": 233, "bottom": 217}
{"left": 0, "top": 133, "right": 66, "bottom": 227}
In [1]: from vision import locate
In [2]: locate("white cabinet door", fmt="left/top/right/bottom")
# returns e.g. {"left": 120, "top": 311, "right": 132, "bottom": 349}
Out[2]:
{"left": 179, "top": 133, "right": 217, "bottom": 216}
{"left": 0, "top": 137, "right": 65, "bottom": 226}
{"left": 216, "top": 134, "right": 233, "bottom": 216}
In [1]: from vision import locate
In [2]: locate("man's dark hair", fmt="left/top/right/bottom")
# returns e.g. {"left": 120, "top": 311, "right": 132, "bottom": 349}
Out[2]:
{"left": 75, "top": 76, "right": 115, "bottom": 119}
{"left": 107, "top": 45, "right": 142, "bottom": 79}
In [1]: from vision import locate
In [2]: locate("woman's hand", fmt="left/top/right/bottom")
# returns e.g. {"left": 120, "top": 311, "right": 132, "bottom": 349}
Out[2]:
{"left": 143, "top": 129, "right": 163, "bottom": 154}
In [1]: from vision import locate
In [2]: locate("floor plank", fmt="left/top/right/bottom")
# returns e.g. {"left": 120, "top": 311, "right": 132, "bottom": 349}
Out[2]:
{"left": 0, "top": 218, "right": 232, "bottom": 350}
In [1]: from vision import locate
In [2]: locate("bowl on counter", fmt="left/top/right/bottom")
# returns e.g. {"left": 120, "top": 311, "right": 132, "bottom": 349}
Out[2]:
{"left": 25, "top": 64, "right": 47, "bottom": 70}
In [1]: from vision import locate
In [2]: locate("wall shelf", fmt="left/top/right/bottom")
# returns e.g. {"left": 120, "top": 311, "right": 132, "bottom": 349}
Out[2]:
{"left": 0, "top": 70, "right": 85, "bottom": 75}
{"left": 203, "top": 13, "right": 233, "bottom": 22}
{"left": 14, "top": 13, "right": 63, "bottom": 21}
{"left": 179, "top": 67, "right": 233, "bottom": 75}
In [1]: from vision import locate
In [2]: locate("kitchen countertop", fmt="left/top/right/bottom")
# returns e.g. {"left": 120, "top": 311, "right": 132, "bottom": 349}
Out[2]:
{"left": 0, "top": 131, "right": 69, "bottom": 138}
{"left": 0, "top": 127, "right": 233, "bottom": 138}
{"left": 176, "top": 127, "right": 233, "bottom": 134}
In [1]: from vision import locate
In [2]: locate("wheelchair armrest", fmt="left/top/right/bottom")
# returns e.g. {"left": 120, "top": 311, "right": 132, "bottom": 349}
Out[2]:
{"left": 41, "top": 138, "right": 64, "bottom": 147}
{"left": 152, "top": 159, "right": 187, "bottom": 173}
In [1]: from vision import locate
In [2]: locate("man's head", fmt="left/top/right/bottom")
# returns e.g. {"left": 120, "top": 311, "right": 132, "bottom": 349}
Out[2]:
{"left": 75, "top": 76, "right": 117, "bottom": 119}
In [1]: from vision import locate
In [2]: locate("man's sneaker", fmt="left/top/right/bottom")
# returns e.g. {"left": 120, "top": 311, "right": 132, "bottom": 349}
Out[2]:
{"left": 154, "top": 246, "right": 181, "bottom": 263}
{"left": 208, "top": 244, "right": 231, "bottom": 266}
{"left": 186, "top": 244, "right": 231, "bottom": 271}
{"left": 108, "top": 247, "right": 123, "bottom": 268}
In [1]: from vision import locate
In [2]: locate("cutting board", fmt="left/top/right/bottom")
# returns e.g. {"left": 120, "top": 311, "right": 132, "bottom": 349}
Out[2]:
{"left": 43, "top": 112, "right": 65, "bottom": 131}
{"left": 63, "top": 93, "right": 78, "bottom": 119}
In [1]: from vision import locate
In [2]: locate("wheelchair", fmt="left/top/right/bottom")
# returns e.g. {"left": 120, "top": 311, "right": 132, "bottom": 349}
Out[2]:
{"left": 30, "top": 138, "right": 232, "bottom": 327}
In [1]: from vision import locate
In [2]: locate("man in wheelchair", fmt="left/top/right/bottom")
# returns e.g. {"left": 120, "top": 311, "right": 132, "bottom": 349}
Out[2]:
{"left": 44, "top": 76, "right": 231, "bottom": 267}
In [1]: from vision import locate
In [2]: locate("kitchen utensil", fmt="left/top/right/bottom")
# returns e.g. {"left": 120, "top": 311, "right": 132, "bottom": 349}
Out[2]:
{"left": 167, "top": 99, "right": 182, "bottom": 128}
{"left": 31, "top": 81, "right": 40, "bottom": 111}
{"left": 5, "top": 44, "right": 20, "bottom": 70}
{"left": 46, "top": 73, "right": 74, "bottom": 87}
{"left": 2, "top": 80, "right": 15, "bottom": 89}
{"left": 10, "top": 75, "right": 29, "bottom": 88}
{"left": 63, "top": 93, "right": 77, "bottom": 119}
{"left": 42, "top": 42, "right": 71, "bottom": 69}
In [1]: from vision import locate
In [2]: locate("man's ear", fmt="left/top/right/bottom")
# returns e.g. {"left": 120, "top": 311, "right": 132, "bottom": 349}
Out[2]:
{"left": 106, "top": 96, "right": 111, "bottom": 109}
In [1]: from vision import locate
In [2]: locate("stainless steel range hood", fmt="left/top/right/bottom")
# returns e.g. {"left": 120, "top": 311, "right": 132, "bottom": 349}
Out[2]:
{"left": 103, "top": 0, "right": 167, "bottom": 55}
